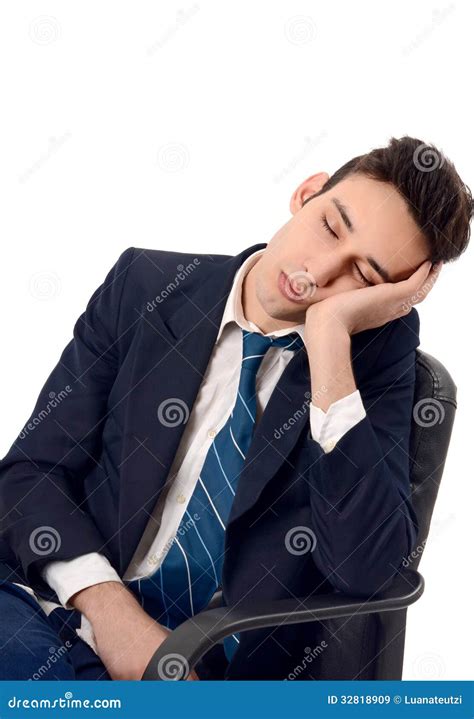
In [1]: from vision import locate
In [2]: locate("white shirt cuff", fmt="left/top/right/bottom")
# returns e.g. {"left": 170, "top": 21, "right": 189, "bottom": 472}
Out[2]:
{"left": 40, "top": 552, "right": 123, "bottom": 609}
{"left": 309, "top": 389, "right": 367, "bottom": 453}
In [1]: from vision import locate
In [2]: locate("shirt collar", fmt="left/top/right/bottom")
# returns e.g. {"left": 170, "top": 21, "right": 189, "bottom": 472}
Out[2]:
{"left": 215, "top": 248, "right": 306, "bottom": 345}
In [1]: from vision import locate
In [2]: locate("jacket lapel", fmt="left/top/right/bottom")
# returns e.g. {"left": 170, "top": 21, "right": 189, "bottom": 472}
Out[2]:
{"left": 117, "top": 243, "right": 267, "bottom": 572}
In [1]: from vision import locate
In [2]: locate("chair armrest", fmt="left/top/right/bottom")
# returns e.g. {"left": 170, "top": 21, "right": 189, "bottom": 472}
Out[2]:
{"left": 141, "top": 568, "right": 424, "bottom": 680}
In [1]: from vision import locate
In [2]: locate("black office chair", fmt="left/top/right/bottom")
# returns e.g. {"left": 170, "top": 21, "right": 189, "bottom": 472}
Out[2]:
{"left": 142, "top": 349, "right": 457, "bottom": 681}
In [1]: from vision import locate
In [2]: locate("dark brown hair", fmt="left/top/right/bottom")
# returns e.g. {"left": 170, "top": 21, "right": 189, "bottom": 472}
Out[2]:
{"left": 302, "top": 135, "right": 473, "bottom": 264}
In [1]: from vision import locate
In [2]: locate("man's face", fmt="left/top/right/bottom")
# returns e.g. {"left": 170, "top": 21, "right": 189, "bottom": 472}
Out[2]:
{"left": 244, "top": 172, "right": 431, "bottom": 331}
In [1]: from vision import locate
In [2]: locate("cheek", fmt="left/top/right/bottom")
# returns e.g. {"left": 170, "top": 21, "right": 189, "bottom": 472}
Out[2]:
{"left": 326, "top": 276, "right": 360, "bottom": 295}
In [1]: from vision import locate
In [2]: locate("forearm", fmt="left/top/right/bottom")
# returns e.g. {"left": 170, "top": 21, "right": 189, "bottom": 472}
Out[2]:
{"left": 70, "top": 581, "right": 167, "bottom": 652}
{"left": 70, "top": 580, "right": 136, "bottom": 619}
{"left": 70, "top": 581, "right": 172, "bottom": 680}
{"left": 306, "top": 314, "right": 355, "bottom": 412}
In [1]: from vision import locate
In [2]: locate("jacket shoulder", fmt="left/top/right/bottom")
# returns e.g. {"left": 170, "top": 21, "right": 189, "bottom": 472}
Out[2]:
{"left": 113, "top": 245, "right": 232, "bottom": 332}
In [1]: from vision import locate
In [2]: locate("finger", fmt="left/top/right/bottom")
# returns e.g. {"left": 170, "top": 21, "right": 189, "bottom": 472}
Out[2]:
{"left": 415, "top": 260, "right": 443, "bottom": 296}
{"left": 399, "top": 261, "right": 442, "bottom": 311}
{"left": 401, "top": 260, "right": 441, "bottom": 297}
{"left": 407, "top": 260, "right": 432, "bottom": 286}
{"left": 186, "top": 668, "right": 200, "bottom": 680}
{"left": 428, "top": 260, "right": 443, "bottom": 280}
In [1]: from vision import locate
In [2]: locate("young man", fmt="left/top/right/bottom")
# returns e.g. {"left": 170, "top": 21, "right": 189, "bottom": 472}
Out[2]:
{"left": 0, "top": 136, "right": 471, "bottom": 681}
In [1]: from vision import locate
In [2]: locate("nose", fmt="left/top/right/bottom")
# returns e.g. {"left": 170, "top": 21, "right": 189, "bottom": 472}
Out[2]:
{"left": 306, "top": 258, "right": 342, "bottom": 288}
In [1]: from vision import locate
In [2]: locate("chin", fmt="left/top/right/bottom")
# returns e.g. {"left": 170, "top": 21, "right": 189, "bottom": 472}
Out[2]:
{"left": 266, "top": 301, "right": 307, "bottom": 323}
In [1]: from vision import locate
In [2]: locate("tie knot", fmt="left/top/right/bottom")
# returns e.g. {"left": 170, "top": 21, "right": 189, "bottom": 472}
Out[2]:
{"left": 241, "top": 329, "right": 304, "bottom": 373}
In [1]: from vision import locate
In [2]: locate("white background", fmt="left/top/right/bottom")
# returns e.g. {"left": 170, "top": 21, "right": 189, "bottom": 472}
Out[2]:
{"left": 0, "top": 1, "right": 472, "bottom": 680}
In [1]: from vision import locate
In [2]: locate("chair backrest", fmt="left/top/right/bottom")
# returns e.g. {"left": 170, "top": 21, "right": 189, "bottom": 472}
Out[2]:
{"left": 369, "top": 348, "right": 457, "bottom": 679}
{"left": 408, "top": 349, "right": 458, "bottom": 568}
{"left": 314, "top": 348, "right": 458, "bottom": 680}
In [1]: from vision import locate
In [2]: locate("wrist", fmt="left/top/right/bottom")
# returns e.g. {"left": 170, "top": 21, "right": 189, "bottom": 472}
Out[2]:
{"left": 70, "top": 580, "right": 131, "bottom": 618}
{"left": 306, "top": 306, "right": 351, "bottom": 342}
{"left": 306, "top": 312, "right": 354, "bottom": 412}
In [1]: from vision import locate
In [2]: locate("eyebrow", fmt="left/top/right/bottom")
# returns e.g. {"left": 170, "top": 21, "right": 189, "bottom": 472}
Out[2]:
{"left": 331, "top": 197, "right": 393, "bottom": 283}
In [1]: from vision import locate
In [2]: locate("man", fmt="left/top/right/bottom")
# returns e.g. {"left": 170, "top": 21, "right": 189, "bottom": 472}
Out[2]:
{"left": 0, "top": 136, "right": 471, "bottom": 681}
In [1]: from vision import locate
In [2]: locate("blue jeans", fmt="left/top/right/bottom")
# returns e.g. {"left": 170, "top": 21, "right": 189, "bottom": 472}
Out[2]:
{"left": 0, "top": 580, "right": 227, "bottom": 680}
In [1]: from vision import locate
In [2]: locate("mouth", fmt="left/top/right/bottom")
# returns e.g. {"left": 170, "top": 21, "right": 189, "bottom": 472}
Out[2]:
{"left": 278, "top": 271, "right": 310, "bottom": 304}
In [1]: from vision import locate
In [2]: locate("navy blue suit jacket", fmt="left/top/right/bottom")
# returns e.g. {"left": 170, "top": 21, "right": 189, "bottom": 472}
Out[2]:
{"left": 0, "top": 243, "right": 420, "bottom": 679}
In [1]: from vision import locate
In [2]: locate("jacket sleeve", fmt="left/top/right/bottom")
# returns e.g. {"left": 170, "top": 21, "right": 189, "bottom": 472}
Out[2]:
{"left": 304, "top": 309, "right": 420, "bottom": 597}
{"left": 0, "top": 247, "right": 136, "bottom": 592}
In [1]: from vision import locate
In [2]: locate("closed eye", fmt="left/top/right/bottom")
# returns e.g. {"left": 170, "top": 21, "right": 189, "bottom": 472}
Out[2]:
{"left": 354, "top": 263, "right": 374, "bottom": 287}
{"left": 319, "top": 214, "right": 375, "bottom": 287}
{"left": 320, "top": 214, "right": 337, "bottom": 238}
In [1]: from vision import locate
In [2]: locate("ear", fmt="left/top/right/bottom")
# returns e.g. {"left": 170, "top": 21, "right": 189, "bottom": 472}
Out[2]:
{"left": 289, "top": 172, "right": 330, "bottom": 214}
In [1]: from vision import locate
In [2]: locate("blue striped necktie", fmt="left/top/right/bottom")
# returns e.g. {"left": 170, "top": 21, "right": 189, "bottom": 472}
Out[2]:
{"left": 127, "top": 328, "right": 304, "bottom": 664}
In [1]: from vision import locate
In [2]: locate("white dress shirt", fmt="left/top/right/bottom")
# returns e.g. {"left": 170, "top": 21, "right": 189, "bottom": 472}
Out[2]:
{"left": 13, "top": 248, "right": 366, "bottom": 653}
